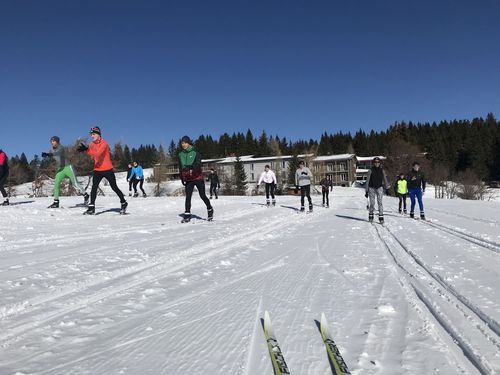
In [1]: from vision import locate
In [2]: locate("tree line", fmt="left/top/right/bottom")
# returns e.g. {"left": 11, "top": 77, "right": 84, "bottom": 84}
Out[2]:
{"left": 5, "top": 113, "right": 500, "bottom": 188}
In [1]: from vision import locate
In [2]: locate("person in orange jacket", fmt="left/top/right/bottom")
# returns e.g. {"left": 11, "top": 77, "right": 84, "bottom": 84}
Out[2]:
{"left": 77, "top": 126, "right": 128, "bottom": 215}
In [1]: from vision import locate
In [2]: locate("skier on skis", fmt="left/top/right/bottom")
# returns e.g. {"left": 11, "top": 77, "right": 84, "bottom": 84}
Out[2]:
{"left": 319, "top": 175, "right": 333, "bottom": 207}
{"left": 42, "top": 136, "right": 89, "bottom": 208}
{"left": 407, "top": 161, "right": 426, "bottom": 219}
{"left": 126, "top": 163, "right": 133, "bottom": 196}
{"left": 207, "top": 168, "right": 220, "bottom": 199}
{"left": 77, "top": 126, "right": 128, "bottom": 215}
{"left": 295, "top": 160, "right": 313, "bottom": 212}
{"left": 0, "top": 148, "right": 9, "bottom": 206}
{"left": 128, "top": 161, "right": 147, "bottom": 197}
{"left": 178, "top": 136, "right": 213, "bottom": 222}
{"left": 257, "top": 164, "right": 277, "bottom": 206}
{"left": 394, "top": 173, "right": 408, "bottom": 214}
{"left": 364, "top": 157, "right": 390, "bottom": 224}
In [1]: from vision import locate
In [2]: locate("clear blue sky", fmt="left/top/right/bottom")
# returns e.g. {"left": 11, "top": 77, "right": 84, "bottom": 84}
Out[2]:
{"left": 1, "top": 0, "right": 499, "bottom": 158}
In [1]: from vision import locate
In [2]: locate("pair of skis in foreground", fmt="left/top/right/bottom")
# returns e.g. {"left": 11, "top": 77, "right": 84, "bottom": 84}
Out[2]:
{"left": 263, "top": 311, "right": 350, "bottom": 374}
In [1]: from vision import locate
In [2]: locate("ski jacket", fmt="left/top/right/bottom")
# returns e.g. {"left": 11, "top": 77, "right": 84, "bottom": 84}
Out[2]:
{"left": 407, "top": 169, "right": 426, "bottom": 190}
{"left": 320, "top": 178, "right": 333, "bottom": 192}
{"left": 0, "top": 150, "right": 8, "bottom": 177}
{"left": 86, "top": 138, "right": 114, "bottom": 171}
{"left": 129, "top": 165, "right": 144, "bottom": 180}
{"left": 207, "top": 172, "right": 220, "bottom": 186}
{"left": 394, "top": 178, "right": 408, "bottom": 195}
{"left": 46, "top": 145, "right": 68, "bottom": 169}
{"left": 258, "top": 170, "right": 277, "bottom": 185}
{"left": 365, "top": 167, "right": 389, "bottom": 192}
{"left": 295, "top": 167, "right": 312, "bottom": 187}
{"left": 178, "top": 145, "right": 203, "bottom": 183}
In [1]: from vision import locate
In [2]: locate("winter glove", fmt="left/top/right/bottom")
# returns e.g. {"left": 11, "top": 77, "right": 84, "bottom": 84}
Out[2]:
{"left": 77, "top": 143, "right": 88, "bottom": 152}
{"left": 41, "top": 152, "right": 49, "bottom": 157}
{"left": 365, "top": 192, "right": 368, "bottom": 198}
{"left": 385, "top": 189, "right": 390, "bottom": 196}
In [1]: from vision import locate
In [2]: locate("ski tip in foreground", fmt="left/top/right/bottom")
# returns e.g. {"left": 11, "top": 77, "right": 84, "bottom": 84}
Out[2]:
{"left": 320, "top": 312, "right": 351, "bottom": 375}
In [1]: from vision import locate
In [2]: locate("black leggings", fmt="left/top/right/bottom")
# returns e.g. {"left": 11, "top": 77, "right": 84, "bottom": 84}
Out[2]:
{"left": 128, "top": 179, "right": 133, "bottom": 193}
{"left": 265, "top": 183, "right": 275, "bottom": 200}
{"left": 210, "top": 183, "right": 218, "bottom": 198}
{"left": 397, "top": 193, "right": 407, "bottom": 211}
{"left": 300, "top": 185, "right": 312, "bottom": 207}
{"left": 0, "top": 172, "right": 8, "bottom": 198}
{"left": 133, "top": 179, "right": 146, "bottom": 194}
{"left": 185, "top": 180, "right": 212, "bottom": 213}
{"left": 90, "top": 169, "right": 125, "bottom": 205}
{"left": 322, "top": 190, "right": 329, "bottom": 206}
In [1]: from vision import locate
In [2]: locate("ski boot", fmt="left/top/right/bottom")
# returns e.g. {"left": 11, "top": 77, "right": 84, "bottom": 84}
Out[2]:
{"left": 326, "top": 204, "right": 329, "bottom": 208}
{"left": 2, "top": 199, "right": 9, "bottom": 206}
{"left": 409, "top": 212, "right": 415, "bottom": 219}
{"left": 207, "top": 207, "right": 214, "bottom": 221}
{"left": 368, "top": 213, "right": 374, "bottom": 223}
{"left": 266, "top": 199, "right": 271, "bottom": 207}
{"left": 48, "top": 200, "right": 59, "bottom": 208}
{"left": 379, "top": 215, "right": 385, "bottom": 225}
{"left": 143, "top": 193, "right": 147, "bottom": 198}
{"left": 308, "top": 204, "right": 313, "bottom": 212}
{"left": 300, "top": 206, "right": 305, "bottom": 212}
{"left": 398, "top": 209, "right": 402, "bottom": 214}
{"left": 272, "top": 199, "right": 276, "bottom": 206}
{"left": 133, "top": 192, "right": 139, "bottom": 198}
{"left": 420, "top": 212, "right": 426, "bottom": 220}
{"left": 120, "top": 201, "right": 128, "bottom": 215}
{"left": 403, "top": 209, "right": 407, "bottom": 214}
{"left": 215, "top": 195, "right": 218, "bottom": 199}
{"left": 83, "top": 193, "right": 90, "bottom": 205}
{"left": 181, "top": 212, "right": 191, "bottom": 223}
{"left": 84, "top": 205, "right": 95, "bottom": 215}
{"left": 209, "top": 195, "right": 213, "bottom": 199}
{"left": 129, "top": 192, "right": 132, "bottom": 197}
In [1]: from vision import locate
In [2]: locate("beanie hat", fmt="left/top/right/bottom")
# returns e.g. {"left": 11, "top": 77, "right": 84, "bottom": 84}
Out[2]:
{"left": 181, "top": 135, "right": 192, "bottom": 144}
{"left": 90, "top": 126, "right": 101, "bottom": 136}
{"left": 412, "top": 161, "right": 420, "bottom": 166}
{"left": 50, "top": 136, "right": 60, "bottom": 143}
{"left": 373, "top": 157, "right": 381, "bottom": 162}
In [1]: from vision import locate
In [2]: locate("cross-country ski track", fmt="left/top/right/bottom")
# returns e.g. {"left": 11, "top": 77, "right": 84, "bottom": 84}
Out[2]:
{"left": 0, "top": 188, "right": 499, "bottom": 374}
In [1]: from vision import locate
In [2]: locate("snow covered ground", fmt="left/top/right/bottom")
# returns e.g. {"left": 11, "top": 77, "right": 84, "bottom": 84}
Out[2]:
{"left": 1, "top": 187, "right": 499, "bottom": 374}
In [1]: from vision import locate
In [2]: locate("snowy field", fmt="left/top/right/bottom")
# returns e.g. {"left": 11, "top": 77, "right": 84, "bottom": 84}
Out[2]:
{"left": 1, "top": 187, "right": 500, "bottom": 374}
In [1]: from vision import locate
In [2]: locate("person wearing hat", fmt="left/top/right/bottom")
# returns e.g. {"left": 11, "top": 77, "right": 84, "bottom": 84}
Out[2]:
{"left": 394, "top": 173, "right": 408, "bottom": 214}
{"left": 319, "top": 175, "right": 333, "bottom": 208}
{"left": 257, "top": 164, "right": 277, "bottom": 206}
{"left": 364, "top": 157, "right": 390, "bottom": 223}
{"left": 407, "top": 161, "right": 426, "bottom": 219}
{"left": 207, "top": 167, "right": 220, "bottom": 199}
{"left": 178, "top": 135, "right": 213, "bottom": 222}
{"left": 128, "top": 160, "right": 147, "bottom": 197}
{"left": 0, "top": 148, "right": 9, "bottom": 206}
{"left": 77, "top": 126, "right": 128, "bottom": 215}
{"left": 295, "top": 160, "right": 313, "bottom": 212}
{"left": 42, "top": 136, "right": 89, "bottom": 208}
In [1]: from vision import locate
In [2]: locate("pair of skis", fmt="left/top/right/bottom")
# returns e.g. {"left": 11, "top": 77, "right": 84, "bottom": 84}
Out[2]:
{"left": 263, "top": 311, "right": 350, "bottom": 375}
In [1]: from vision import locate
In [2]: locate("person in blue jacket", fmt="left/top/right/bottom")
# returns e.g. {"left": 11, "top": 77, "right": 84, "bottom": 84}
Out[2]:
{"left": 128, "top": 161, "right": 147, "bottom": 197}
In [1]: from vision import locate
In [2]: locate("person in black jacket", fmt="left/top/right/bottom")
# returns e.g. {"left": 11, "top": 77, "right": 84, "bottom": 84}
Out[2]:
{"left": 407, "top": 161, "right": 426, "bottom": 219}
{"left": 319, "top": 175, "right": 333, "bottom": 207}
{"left": 126, "top": 163, "right": 133, "bottom": 196}
{"left": 207, "top": 168, "right": 220, "bottom": 199}
{"left": 0, "top": 148, "right": 9, "bottom": 205}
{"left": 364, "top": 157, "right": 390, "bottom": 224}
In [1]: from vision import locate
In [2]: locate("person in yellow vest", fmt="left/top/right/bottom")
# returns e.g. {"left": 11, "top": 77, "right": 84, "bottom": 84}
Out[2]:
{"left": 394, "top": 173, "right": 408, "bottom": 214}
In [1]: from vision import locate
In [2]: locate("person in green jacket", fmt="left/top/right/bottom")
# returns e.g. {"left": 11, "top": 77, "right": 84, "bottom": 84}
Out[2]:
{"left": 394, "top": 173, "right": 408, "bottom": 214}
{"left": 42, "top": 136, "right": 89, "bottom": 208}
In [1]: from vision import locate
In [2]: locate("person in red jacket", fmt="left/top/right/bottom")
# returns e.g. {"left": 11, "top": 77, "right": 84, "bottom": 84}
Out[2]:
{"left": 0, "top": 148, "right": 9, "bottom": 205}
{"left": 77, "top": 126, "right": 127, "bottom": 215}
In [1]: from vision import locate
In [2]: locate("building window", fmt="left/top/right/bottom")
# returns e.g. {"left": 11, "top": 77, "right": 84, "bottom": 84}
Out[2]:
{"left": 282, "top": 161, "right": 286, "bottom": 169}
{"left": 251, "top": 173, "right": 254, "bottom": 181}
{"left": 341, "top": 173, "right": 348, "bottom": 181}
{"left": 250, "top": 163, "right": 254, "bottom": 171}
{"left": 327, "top": 163, "right": 334, "bottom": 172}
{"left": 340, "top": 162, "right": 347, "bottom": 171}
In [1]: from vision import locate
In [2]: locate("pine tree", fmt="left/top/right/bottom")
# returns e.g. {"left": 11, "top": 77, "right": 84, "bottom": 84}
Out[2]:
{"left": 234, "top": 156, "right": 248, "bottom": 195}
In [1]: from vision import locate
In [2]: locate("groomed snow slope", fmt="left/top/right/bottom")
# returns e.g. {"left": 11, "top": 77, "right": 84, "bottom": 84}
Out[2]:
{"left": 0, "top": 188, "right": 499, "bottom": 374}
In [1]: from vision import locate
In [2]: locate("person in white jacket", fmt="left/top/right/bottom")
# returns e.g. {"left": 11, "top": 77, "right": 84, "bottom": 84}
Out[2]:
{"left": 295, "top": 160, "right": 313, "bottom": 212}
{"left": 257, "top": 165, "right": 277, "bottom": 206}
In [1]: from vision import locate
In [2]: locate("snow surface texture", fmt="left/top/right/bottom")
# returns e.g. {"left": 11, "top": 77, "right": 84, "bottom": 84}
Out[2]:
{"left": 0, "top": 187, "right": 499, "bottom": 374}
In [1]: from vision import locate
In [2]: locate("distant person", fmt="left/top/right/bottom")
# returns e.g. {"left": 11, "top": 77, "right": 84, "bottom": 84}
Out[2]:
{"left": 77, "top": 126, "right": 128, "bottom": 215}
{"left": 207, "top": 168, "right": 220, "bottom": 199}
{"left": 0, "top": 148, "right": 9, "bottom": 206}
{"left": 407, "top": 161, "right": 426, "bottom": 220}
{"left": 319, "top": 175, "right": 333, "bottom": 207}
{"left": 129, "top": 161, "right": 147, "bottom": 197}
{"left": 364, "top": 157, "right": 390, "bottom": 224}
{"left": 126, "top": 163, "right": 133, "bottom": 196}
{"left": 257, "top": 164, "right": 277, "bottom": 206}
{"left": 394, "top": 173, "right": 408, "bottom": 214}
{"left": 178, "top": 136, "right": 213, "bottom": 222}
{"left": 295, "top": 160, "right": 313, "bottom": 212}
{"left": 42, "top": 136, "right": 89, "bottom": 208}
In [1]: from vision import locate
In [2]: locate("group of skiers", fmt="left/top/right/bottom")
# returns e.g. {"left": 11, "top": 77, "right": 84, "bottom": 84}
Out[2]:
{"left": 1, "top": 129, "right": 427, "bottom": 223}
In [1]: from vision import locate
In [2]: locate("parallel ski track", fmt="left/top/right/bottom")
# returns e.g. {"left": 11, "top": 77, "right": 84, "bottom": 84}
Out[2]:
{"left": 372, "top": 223, "right": 499, "bottom": 375}
{"left": 426, "top": 207, "right": 499, "bottom": 226}
{"left": 0, "top": 208, "right": 312, "bottom": 347}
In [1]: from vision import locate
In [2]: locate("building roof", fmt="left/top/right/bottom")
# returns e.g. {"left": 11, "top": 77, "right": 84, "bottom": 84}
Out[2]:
{"left": 314, "top": 154, "right": 355, "bottom": 162}
{"left": 356, "top": 155, "right": 387, "bottom": 162}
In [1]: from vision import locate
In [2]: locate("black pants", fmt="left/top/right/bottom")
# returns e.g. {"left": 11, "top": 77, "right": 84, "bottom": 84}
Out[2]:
{"left": 209, "top": 183, "right": 218, "bottom": 198}
{"left": 397, "top": 193, "right": 407, "bottom": 211}
{"left": 133, "top": 178, "right": 146, "bottom": 194}
{"left": 0, "top": 172, "right": 8, "bottom": 198}
{"left": 322, "top": 190, "right": 329, "bottom": 206}
{"left": 185, "top": 180, "right": 212, "bottom": 213}
{"left": 300, "top": 185, "right": 312, "bottom": 207}
{"left": 265, "top": 183, "right": 275, "bottom": 200}
{"left": 128, "top": 179, "right": 133, "bottom": 193}
{"left": 90, "top": 169, "right": 126, "bottom": 205}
